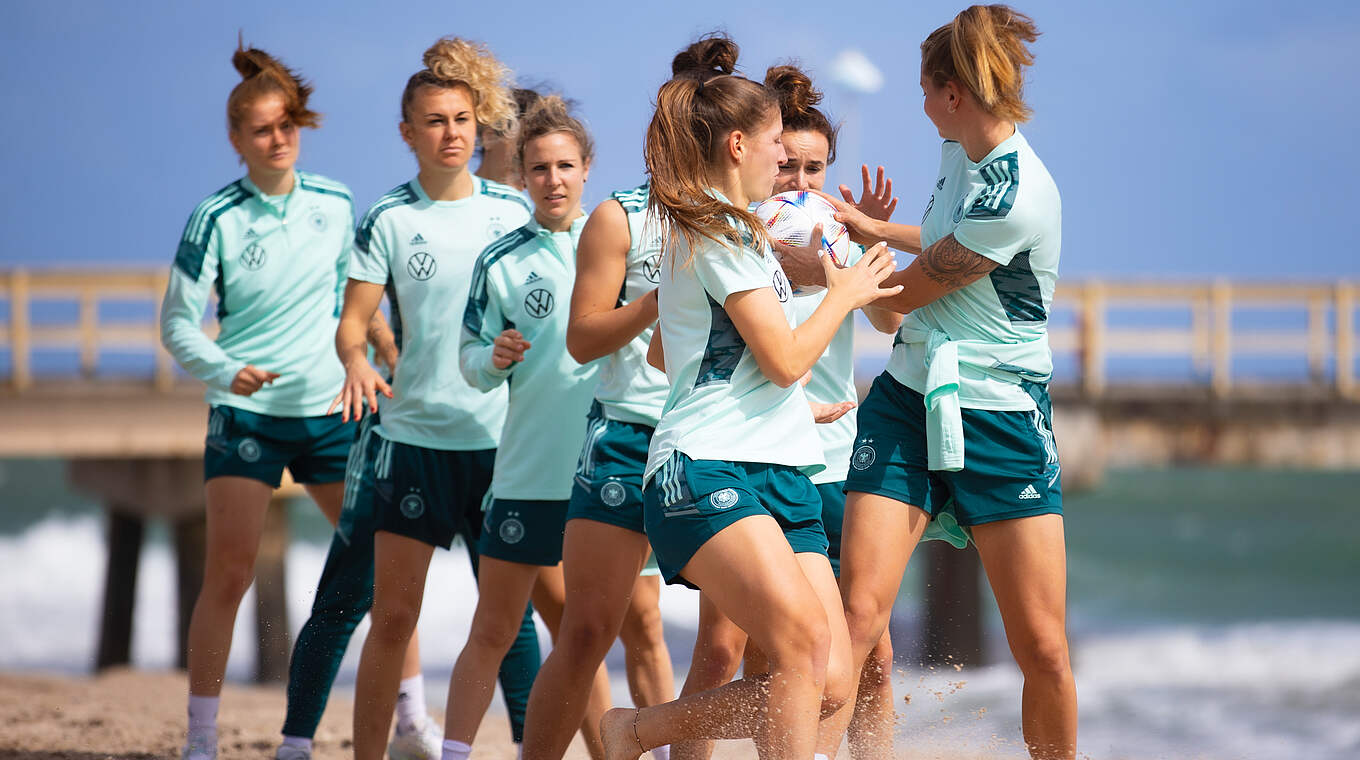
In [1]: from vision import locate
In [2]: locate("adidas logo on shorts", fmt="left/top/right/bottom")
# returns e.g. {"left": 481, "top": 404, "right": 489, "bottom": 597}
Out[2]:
{"left": 1018, "top": 484, "right": 1041, "bottom": 500}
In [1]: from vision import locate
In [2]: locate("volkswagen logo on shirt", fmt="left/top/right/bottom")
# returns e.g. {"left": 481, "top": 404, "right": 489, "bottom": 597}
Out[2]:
{"left": 772, "top": 269, "right": 791, "bottom": 303}
{"left": 407, "top": 252, "right": 437, "bottom": 281}
{"left": 642, "top": 253, "right": 663, "bottom": 284}
{"left": 524, "top": 288, "right": 554, "bottom": 318}
{"left": 308, "top": 210, "right": 328, "bottom": 233}
{"left": 240, "top": 243, "right": 267, "bottom": 271}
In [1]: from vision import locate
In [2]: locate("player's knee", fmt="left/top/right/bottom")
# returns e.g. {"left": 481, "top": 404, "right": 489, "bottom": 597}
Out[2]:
{"left": 203, "top": 556, "right": 256, "bottom": 602}
{"left": 841, "top": 590, "right": 891, "bottom": 653}
{"left": 765, "top": 607, "right": 831, "bottom": 681}
{"left": 618, "top": 603, "right": 664, "bottom": 651}
{"left": 368, "top": 596, "right": 420, "bottom": 643}
{"left": 1010, "top": 631, "right": 1071, "bottom": 682}
{"left": 558, "top": 612, "right": 618, "bottom": 661}
{"left": 466, "top": 611, "right": 524, "bottom": 656}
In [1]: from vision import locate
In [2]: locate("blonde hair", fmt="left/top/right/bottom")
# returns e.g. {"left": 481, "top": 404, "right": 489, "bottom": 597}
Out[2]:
{"left": 645, "top": 35, "right": 776, "bottom": 262}
{"left": 401, "top": 37, "right": 516, "bottom": 134}
{"left": 226, "top": 36, "right": 320, "bottom": 131}
{"left": 516, "top": 95, "right": 594, "bottom": 165}
{"left": 921, "top": 4, "right": 1039, "bottom": 122}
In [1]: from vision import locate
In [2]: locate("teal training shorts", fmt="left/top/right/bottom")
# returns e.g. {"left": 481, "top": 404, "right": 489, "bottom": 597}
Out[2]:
{"left": 369, "top": 434, "right": 496, "bottom": 550}
{"left": 479, "top": 498, "right": 569, "bottom": 567}
{"left": 567, "top": 402, "right": 652, "bottom": 535}
{"left": 843, "top": 372, "right": 1062, "bottom": 526}
{"left": 204, "top": 404, "right": 354, "bottom": 487}
{"left": 817, "top": 481, "right": 847, "bottom": 577}
{"left": 643, "top": 452, "right": 827, "bottom": 589}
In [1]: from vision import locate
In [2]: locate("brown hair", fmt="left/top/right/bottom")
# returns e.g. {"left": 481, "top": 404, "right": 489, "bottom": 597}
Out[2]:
{"left": 645, "top": 34, "right": 777, "bottom": 260}
{"left": 516, "top": 95, "right": 594, "bottom": 165}
{"left": 400, "top": 37, "right": 516, "bottom": 133}
{"left": 764, "top": 63, "right": 838, "bottom": 164}
{"left": 920, "top": 4, "right": 1039, "bottom": 122}
{"left": 226, "top": 36, "right": 320, "bottom": 132}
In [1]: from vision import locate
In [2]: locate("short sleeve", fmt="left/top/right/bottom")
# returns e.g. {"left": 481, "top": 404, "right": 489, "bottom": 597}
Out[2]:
{"left": 349, "top": 207, "right": 391, "bottom": 285}
{"left": 692, "top": 239, "right": 773, "bottom": 305}
{"left": 951, "top": 152, "right": 1037, "bottom": 267}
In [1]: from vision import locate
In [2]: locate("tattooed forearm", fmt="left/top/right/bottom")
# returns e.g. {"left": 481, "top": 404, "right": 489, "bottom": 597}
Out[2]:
{"left": 919, "top": 234, "right": 998, "bottom": 291}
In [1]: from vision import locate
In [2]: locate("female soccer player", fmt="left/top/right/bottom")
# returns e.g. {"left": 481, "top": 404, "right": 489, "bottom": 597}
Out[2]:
{"left": 829, "top": 6, "right": 1077, "bottom": 758}
{"left": 331, "top": 37, "right": 542, "bottom": 760}
{"left": 597, "top": 37, "right": 900, "bottom": 760}
{"left": 160, "top": 41, "right": 356, "bottom": 760}
{"left": 517, "top": 176, "right": 673, "bottom": 760}
{"left": 476, "top": 87, "right": 541, "bottom": 190}
{"left": 672, "top": 63, "right": 905, "bottom": 760}
{"left": 449, "top": 95, "right": 609, "bottom": 760}
{"left": 278, "top": 70, "right": 546, "bottom": 760}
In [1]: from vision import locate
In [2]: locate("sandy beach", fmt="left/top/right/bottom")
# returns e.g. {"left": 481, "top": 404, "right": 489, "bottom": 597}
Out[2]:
{"left": 0, "top": 668, "right": 845, "bottom": 760}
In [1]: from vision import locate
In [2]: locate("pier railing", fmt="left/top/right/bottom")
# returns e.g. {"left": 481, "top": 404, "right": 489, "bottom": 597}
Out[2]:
{"left": 2, "top": 269, "right": 1357, "bottom": 398}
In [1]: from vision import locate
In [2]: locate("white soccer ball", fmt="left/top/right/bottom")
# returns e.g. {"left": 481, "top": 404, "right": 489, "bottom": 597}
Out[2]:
{"left": 753, "top": 190, "right": 852, "bottom": 295}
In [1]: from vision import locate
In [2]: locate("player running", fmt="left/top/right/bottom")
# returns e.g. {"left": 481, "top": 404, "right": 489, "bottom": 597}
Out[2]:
{"left": 597, "top": 36, "right": 899, "bottom": 760}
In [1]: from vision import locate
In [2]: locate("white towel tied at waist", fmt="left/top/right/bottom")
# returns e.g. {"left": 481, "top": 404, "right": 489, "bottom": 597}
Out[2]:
{"left": 896, "top": 323, "right": 1053, "bottom": 472}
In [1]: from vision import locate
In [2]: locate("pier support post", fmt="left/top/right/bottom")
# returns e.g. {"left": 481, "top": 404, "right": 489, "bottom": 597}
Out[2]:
{"left": 172, "top": 513, "right": 206, "bottom": 670}
{"left": 95, "top": 508, "right": 144, "bottom": 670}
{"left": 920, "top": 541, "right": 984, "bottom": 668}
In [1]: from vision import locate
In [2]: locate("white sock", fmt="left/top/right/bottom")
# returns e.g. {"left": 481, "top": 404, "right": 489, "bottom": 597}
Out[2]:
{"left": 516, "top": 743, "right": 524, "bottom": 760}
{"left": 441, "top": 739, "right": 472, "bottom": 760}
{"left": 395, "top": 674, "right": 426, "bottom": 733}
{"left": 186, "top": 695, "right": 219, "bottom": 732}
{"left": 652, "top": 746, "right": 671, "bottom": 760}
{"left": 281, "top": 736, "right": 312, "bottom": 752}
{"left": 814, "top": 754, "right": 829, "bottom": 760}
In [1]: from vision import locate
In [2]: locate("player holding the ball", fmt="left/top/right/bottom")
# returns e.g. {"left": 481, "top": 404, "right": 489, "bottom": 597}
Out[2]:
{"left": 827, "top": 5, "right": 1076, "bottom": 759}
{"left": 671, "top": 63, "right": 904, "bottom": 760}
{"left": 598, "top": 35, "right": 900, "bottom": 760}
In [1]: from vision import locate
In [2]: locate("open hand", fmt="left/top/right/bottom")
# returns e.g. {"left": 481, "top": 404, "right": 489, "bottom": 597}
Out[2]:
{"left": 328, "top": 359, "right": 392, "bottom": 422}
{"left": 810, "top": 400, "right": 856, "bottom": 424}
{"left": 824, "top": 242, "right": 902, "bottom": 311}
{"left": 838, "top": 164, "right": 897, "bottom": 221}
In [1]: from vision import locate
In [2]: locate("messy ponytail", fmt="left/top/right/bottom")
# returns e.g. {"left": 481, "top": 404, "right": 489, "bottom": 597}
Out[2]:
{"left": 226, "top": 35, "right": 320, "bottom": 131}
{"left": 645, "top": 35, "right": 777, "bottom": 261}
{"left": 764, "top": 63, "right": 838, "bottom": 164}
{"left": 921, "top": 4, "right": 1039, "bottom": 122}
{"left": 516, "top": 94, "right": 594, "bottom": 165}
{"left": 400, "top": 37, "right": 516, "bottom": 135}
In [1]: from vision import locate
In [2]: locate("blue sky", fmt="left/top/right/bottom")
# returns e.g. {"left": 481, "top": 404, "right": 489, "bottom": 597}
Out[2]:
{"left": 1, "top": 0, "right": 1356, "bottom": 278}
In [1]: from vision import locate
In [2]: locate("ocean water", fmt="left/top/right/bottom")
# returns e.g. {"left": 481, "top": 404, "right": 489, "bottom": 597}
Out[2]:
{"left": 0, "top": 463, "right": 1357, "bottom": 759}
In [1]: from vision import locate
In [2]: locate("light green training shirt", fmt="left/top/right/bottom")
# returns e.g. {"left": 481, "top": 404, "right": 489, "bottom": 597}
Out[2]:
{"left": 644, "top": 190, "right": 824, "bottom": 483}
{"left": 788, "top": 243, "right": 865, "bottom": 484}
{"left": 887, "top": 129, "right": 1062, "bottom": 411}
{"left": 348, "top": 175, "right": 531, "bottom": 451}
{"left": 160, "top": 171, "right": 353, "bottom": 417}
{"left": 593, "top": 183, "right": 669, "bottom": 427}
{"left": 461, "top": 215, "right": 602, "bottom": 500}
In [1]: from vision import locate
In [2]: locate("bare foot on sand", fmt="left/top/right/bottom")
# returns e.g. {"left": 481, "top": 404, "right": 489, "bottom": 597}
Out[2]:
{"left": 600, "top": 707, "right": 643, "bottom": 760}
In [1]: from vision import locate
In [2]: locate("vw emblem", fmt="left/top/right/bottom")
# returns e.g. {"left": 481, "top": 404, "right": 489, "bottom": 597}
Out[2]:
{"left": 601, "top": 481, "right": 627, "bottom": 508}
{"left": 240, "top": 243, "right": 266, "bottom": 271}
{"left": 308, "top": 210, "right": 328, "bottom": 232}
{"left": 499, "top": 517, "right": 526, "bottom": 544}
{"left": 524, "top": 288, "right": 554, "bottom": 318}
{"left": 772, "top": 270, "right": 791, "bottom": 302}
{"left": 709, "top": 488, "right": 739, "bottom": 510}
{"left": 237, "top": 438, "right": 261, "bottom": 463}
{"left": 399, "top": 493, "right": 425, "bottom": 519}
{"left": 642, "top": 253, "right": 662, "bottom": 283}
{"left": 852, "top": 445, "right": 877, "bottom": 471}
{"left": 407, "top": 252, "right": 436, "bottom": 281}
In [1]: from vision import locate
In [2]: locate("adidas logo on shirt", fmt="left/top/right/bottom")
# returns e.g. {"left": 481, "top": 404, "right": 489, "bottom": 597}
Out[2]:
{"left": 410, "top": 233, "right": 426, "bottom": 245}
{"left": 1018, "top": 484, "right": 1041, "bottom": 500}
{"left": 523, "top": 271, "right": 542, "bottom": 285}
{"left": 244, "top": 228, "right": 258, "bottom": 238}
